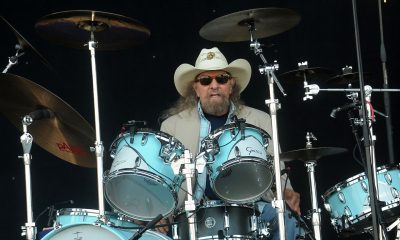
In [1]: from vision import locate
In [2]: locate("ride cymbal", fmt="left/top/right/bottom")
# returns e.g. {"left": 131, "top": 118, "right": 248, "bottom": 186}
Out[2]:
{"left": 0, "top": 73, "right": 96, "bottom": 168}
{"left": 200, "top": 8, "right": 301, "bottom": 42}
{"left": 280, "top": 147, "right": 348, "bottom": 162}
{"left": 279, "top": 67, "right": 335, "bottom": 82}
{"left": 35, "top": 10, "right": 150, "bottom": 50}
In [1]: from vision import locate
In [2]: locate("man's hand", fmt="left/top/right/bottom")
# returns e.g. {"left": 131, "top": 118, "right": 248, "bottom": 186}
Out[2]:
{"left": 284, "top": 189, "right": 301, "bottom": 215}
{"left": 134, "top": 218, "right": 169, "bottom": 234}
{"left": 154, "top": 218, "right": 169, "bottom": 234}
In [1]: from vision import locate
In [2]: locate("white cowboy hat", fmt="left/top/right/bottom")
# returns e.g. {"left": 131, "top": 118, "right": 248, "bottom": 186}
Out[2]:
{"left": 173, "top": 47, "right": 251, "bottom": 97}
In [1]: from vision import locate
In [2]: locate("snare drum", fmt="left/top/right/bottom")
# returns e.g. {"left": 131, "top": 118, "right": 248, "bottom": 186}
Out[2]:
{"left": 200, "top": 123, "right": 273, "bottom": 203}
{"left": 322, "top": 164, "right": 400, "bottom": 234}
{"left": 104, "top": 129, "right": 185, "bottom": 221}
{"left": 42, "top": 208, "right": 171, "bottom": 240}
{"left": 173, "top": 202, "right": 259, "bottom": 239}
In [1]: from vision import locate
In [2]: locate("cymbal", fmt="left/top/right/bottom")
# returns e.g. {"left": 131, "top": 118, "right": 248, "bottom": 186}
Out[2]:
{"left": 279, "top": 67, "right": 335, "bottom": 82}
{"left": 199, "top": 8, "right": 301, "bottom": 42}
{"left": 0, "top": 73, "right": 96, "bottom": 168}
{"left": 35, "top": 10, "right": 151, "bottom": 50}
{"left": 326, "top": 72, "right": 372, "bottom": 85}
{"left": 0, "top": 16, "right": 55, "bottom": 73}
{"left": 280, "top": 147, "right": 347, "bottom": 162}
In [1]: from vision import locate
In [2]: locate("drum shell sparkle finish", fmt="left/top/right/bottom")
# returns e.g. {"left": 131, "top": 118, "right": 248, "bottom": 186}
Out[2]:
{"left": 201, "top": 123, "right": 273, "bottom": 203}
{"left": 41, "top": 208, "right": 172, "bottom": 240}
{"left": 322, "top": 164, "right": 400, "bottom": 234}
{"left": 104, "top": 129, "right": 185, "bottom": 221}
{"left": 174, "top": 203, "right": 259, "bottom": 239}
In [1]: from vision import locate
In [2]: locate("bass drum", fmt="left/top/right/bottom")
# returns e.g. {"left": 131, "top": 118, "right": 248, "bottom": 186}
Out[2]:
{"left": 104, "top": 129, "right": 185, "bottom": 221}
{"left": 199, "top": 122, "right": 273, "bottom": 203}
{"left": 41, "top": 208, "right": 171, "bottom": 240}
{"left": 173, "top": 201, "right": 259, "bottom": 239}
{"left": 322, "top": 164, "right": 400, "bottom": 235}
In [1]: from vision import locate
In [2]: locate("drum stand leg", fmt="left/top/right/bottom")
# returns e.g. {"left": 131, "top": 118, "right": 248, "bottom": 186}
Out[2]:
{"left": 20, "top": 116, "right": 37, "bottom": 240}
{"left": 386, "top": 218, "right": 400, "bottom": 239}
{"left": 181, "top": 150, "right": 197, "bottom": 240}
{"left": 305, "top": 161, "right": 322, "bottom": 240}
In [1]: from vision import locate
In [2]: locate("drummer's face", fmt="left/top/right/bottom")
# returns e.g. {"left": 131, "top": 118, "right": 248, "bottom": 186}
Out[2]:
{"left": 193, "top": 70, "right": 235, "bottom": 116}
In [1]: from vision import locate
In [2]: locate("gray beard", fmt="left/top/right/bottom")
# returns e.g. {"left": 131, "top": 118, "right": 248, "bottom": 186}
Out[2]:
{"left": 201, "top": 98, "right": 230, "bottom": 116}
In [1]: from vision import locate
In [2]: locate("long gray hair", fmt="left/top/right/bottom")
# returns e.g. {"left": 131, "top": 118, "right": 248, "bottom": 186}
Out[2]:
{"left": 159, "top": 83, "right": 244, "bottom": 122}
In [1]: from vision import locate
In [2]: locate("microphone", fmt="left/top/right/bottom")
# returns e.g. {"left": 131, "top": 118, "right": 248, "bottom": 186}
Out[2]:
{"left": 130, "top": 214, "right": 163, "bottom": 240}
{"left": 45, "top": 200, "right": 74, "bottom": 226}
{"left": 230, "top": 115, "right": 246, "bottom": 139}
{"left": 330, "top": 102, "right": 360, "bottom": 118}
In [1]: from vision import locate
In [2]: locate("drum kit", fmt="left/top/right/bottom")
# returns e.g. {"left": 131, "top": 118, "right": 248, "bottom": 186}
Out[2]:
{"left": 0, "top": 5, "right": 399, "bottom": 240}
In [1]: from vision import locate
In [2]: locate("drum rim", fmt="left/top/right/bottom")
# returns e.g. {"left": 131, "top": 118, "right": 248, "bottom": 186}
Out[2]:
{"left": 109, "top": 128, "right": 185, "bottom": 156}
{"left": 174, "top": 201, "right": 258, "bottom": 216}
{"left": 103, "top": 169, "right": 179, "bottom": 221}
{"left": 57, "top": 208, "right": 116, "bottom": 217}
{"left": 322, "top": 163, "right": 400, "bottom": 198}
{"left": 216, "top": 156, "right": 273, "bottom": 173}
{"left": 210, "top": 157, "right": 274, "bottom": 203}
{"left": 205, "top": 122, "right": 271, "bottom": 141}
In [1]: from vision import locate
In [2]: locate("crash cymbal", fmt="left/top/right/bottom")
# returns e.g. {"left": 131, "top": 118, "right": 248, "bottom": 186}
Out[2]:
{"left": 326, "top": 72, "right": 372, "bottom": 85}
{"left": 279, "top": 67, "right": 335, "bottom": 82}
{"left": 0, "top": 73, "right": 96, "bottom": 168}
{"left": 35, "top": 10, "right": 150, "bottom": 50}
{"left": 0, "top": 16, "right": 55, "bottom": 73}
{"left": 280, "top": 147, "right": 347, "bottom": 162}
{"left": 200, "top": 8, "right": 301, "bottom": 42}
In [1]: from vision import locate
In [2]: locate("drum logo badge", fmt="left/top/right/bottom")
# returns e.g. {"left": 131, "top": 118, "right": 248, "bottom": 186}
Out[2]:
{"left": 205, "top": 216, "right": 216, "bottom": 228}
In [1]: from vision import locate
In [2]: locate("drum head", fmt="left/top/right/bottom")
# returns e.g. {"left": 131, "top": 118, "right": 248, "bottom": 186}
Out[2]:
{"left": 213, "top": 158, "right": 273, "bottom": 203}
{"left": 105, "top": 173, "right": 176, "bottom": 221}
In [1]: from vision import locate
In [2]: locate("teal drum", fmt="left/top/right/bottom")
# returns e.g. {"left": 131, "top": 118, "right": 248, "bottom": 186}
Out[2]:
{"left": 322, "top": 164, "right": 400, "bottom": 235}
{"left": 42, "top": 208, "right": 171, "bottom": 240}
{"left": 104, "top": 129, "right": 185, "bottom": 221}
{"left": 200, "top": 123, "right": 273, "bottom": 203}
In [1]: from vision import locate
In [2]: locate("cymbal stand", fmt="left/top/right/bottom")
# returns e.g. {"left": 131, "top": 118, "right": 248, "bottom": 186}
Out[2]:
{"left": 19, "top": 115, "right": 36, "bottom": 240}
{"left": 247, "top": 22, "right": 286, "bottom": 240}
{"left": 86, "top": 29, "right": 106, "bottom": 220}
{"left": 303, "top": 132, "right": 322, "bottom": 240}
{"left": 361, "top": 86, "right": 389, "bottom": 239}
{"left": 172, "top": 150, "right": 205, "bottom": 240}
{"left": 304, "top": 84, "right": 395, "bottom": 239}
{"left": 2, "top": 44, "right": 25, "bottom": 73}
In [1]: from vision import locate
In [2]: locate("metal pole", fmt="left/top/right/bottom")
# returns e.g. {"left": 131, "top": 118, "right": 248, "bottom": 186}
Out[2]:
{"left": 305, "top": 161, "right": 322, "bottom": 240}
{"left": 20, "top": 117, "right": 36, "bottom": 240}
{"left": 267, "top": 74, "right": 286, "bottom": 240}
{"left": 88, "top": 38, "right": 105, "bottom": 218}
{"left": 376, "top": 0, "right": 395, "bottom": 163}
{"left": 351, "top": 0, "right": 382, "bottom": 238}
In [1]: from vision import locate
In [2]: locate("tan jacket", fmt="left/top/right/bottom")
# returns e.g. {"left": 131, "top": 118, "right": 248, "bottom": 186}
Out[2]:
{"left": 160, "top": 105, "right": 292, "bottom": 204}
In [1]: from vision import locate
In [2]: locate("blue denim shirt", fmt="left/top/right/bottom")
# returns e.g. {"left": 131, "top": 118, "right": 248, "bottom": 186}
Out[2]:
{"left": 193, "top": 101, "right": 236, "bottom": 203}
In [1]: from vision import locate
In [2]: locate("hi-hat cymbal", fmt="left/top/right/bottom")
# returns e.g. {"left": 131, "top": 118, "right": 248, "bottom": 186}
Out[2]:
{"left": 35, "top": 10, "right": 151, "bottom": 50}
{"left": 0, "top": 73, "right": 96, "bottom": 168}
{"left": 280, "top": 147, "right": 348, "bottom": 162}
{"left": 279, "top": 67, "right": 335, "bottom": 82}
{"left": 200, "top": 8, "right": 301, "bottom": 42}
{"left": 0, "top": 16, "right": 55, "bottom": 73}
{"left": 326, "top": 72, "right": 372, "bottom": 85}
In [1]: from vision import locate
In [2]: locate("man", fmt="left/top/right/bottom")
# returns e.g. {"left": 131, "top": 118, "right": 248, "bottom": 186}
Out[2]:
{"left": 159, "top": 47, "right": 302, "bottom": 239}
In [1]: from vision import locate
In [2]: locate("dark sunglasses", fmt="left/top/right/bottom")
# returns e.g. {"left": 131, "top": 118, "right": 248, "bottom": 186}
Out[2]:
{"left": 195, "top": 74, "right": 232, "bottom": 86}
